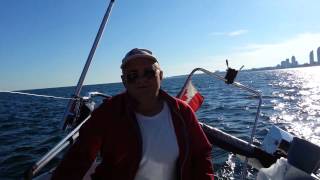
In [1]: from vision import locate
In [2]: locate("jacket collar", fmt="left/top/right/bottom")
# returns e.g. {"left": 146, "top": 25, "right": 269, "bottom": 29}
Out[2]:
{"left": 123, "top": 89, "right": 180, "bottom": 111}
{"left": 158, "top": 89, "right": 181, "bottom": 110}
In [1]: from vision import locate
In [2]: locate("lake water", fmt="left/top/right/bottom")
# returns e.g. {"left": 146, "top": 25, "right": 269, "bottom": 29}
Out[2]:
{"left": 1, "top": 66, "right": 320, "bottom": 179}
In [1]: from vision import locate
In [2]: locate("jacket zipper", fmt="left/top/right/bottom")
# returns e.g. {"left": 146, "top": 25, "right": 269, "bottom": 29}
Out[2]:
{"left": 126, "top": 104, "right": 143, "bottom": 180}
{"left": 173, "top": 107, "right": 190, "bottom": 180}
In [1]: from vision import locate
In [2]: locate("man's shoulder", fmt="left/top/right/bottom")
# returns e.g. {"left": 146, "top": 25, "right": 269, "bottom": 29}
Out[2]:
{"left": 92, "top": 92, "right": 127, "bottom": 115}
{"left": 100, "top": 91, "right": 126, "bottom": 106}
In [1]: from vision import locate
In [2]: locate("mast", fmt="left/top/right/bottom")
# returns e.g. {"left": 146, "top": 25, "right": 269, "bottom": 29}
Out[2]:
{"left": 62, "top": 0, "right": 115, "bottom": 130}
{"left": 24, "top": 1, "right": 117, "bottom": 179}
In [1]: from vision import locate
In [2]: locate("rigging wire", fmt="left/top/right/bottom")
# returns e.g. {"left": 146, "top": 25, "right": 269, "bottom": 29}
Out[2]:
{"left": 0, "top": 90, "right": 75, "bottom": 100}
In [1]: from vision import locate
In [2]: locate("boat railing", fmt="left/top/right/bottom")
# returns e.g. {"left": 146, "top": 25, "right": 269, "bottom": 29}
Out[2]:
{"left": 178, "top": 67, "right": 262, "bottom": 179}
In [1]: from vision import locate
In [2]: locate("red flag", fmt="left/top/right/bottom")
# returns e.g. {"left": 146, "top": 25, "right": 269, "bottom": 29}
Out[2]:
{"left": 180, "top": 81, "right": 204, "bottom": 112}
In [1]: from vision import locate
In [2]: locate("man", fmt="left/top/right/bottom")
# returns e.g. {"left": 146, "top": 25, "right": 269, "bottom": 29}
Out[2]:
{"left": 52, "top": 48, "right": 214, "bottom": 180}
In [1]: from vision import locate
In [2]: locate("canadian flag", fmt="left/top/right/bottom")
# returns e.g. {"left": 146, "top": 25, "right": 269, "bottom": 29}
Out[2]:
{"left": 179, "top": 81, "right": 204, "bottom": 112}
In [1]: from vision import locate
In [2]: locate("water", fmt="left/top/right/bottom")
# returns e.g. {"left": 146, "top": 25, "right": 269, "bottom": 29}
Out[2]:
{"left": 1, "top": 67, "right": 320, "bottom": 179}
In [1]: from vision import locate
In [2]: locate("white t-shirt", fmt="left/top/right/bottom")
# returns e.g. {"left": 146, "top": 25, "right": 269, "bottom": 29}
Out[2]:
{"left": 134, "top": 102, "right": 179, "bottom": 180}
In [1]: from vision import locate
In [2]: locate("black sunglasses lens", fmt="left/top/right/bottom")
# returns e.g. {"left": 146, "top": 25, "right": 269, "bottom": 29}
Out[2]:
{"left": 125, "top": 69, "right": 157, "bottom": 83}
{"left": 144, "top": 69, "right": 156, "bottom": 79}
{"left": 126, "top": 73, "right": 138, "bottom": 83}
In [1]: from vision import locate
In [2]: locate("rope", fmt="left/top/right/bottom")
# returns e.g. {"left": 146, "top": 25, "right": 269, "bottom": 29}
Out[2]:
{"left": 0, "top": 90, "right": 75, "bottom": 100}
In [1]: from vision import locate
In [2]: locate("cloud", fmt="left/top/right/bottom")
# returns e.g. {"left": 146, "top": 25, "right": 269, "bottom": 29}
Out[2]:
{"left": 165, "top": 32, "right": 320, "bottom": 75}
{"left": 209, "top": 29, "right": 248, "bottom": 37}
{"left": 227, "top": 29, "right": 249, "bottom": 37}
{"left": 228, "top": 33, "right": 320, "bottom": 68}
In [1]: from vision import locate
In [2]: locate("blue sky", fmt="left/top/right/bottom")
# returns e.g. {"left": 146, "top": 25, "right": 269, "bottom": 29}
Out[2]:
{"left": 1, "top": 0, "right": 320, "bottom": 90}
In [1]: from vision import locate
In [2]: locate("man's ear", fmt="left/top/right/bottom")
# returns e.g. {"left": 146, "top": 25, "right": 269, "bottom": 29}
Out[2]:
{"left": 121, "top": 75, "right": 127, "bottom": 88}
{"left": 159, "top": 70, "right": 163, "bottom": 80}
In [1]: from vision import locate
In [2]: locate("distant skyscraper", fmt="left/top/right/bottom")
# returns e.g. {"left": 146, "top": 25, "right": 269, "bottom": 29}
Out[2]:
{"left": 310, "top": 50, "right": 315, "bottom": 65}
{"left": 285, "top": 58, "right": 290, "bottom": 67}
{"left": 317, "top": 47, "right": 320, "bottom": 64}
{"left": 291, "top": 56, "right": 298, "bottom": 66}
{"left": 280, "top": 59, "right": 288, "bottom": 68}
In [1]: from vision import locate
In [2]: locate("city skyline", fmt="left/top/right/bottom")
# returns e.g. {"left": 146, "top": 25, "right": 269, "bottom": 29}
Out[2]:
{"left": 249, "top": 46, "right": 320, "bottom": 71}
{"left": 277, "top": 46, "right": 320, "bottom": 68}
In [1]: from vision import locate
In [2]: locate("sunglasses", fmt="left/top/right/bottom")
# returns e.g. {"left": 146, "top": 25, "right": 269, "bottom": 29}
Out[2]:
{"left": 123, "top": 68, "right": 158, "bottom": 84}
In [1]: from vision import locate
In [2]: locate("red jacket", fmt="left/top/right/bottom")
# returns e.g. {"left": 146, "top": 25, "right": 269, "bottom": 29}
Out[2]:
{"left": 52, "top": 90, "right": 214, "bottom": 180}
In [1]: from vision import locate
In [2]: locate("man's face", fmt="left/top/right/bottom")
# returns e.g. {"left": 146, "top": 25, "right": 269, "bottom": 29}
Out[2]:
{"left": 122, "top": 58, "right": 163, "bottom": 102}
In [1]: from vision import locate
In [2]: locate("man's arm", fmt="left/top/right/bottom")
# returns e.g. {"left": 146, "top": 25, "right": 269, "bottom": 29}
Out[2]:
{"left": 51, "top": 108, "right": 104, "bottom": 180}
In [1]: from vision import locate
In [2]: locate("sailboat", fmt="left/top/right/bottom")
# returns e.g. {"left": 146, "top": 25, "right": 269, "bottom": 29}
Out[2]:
{"left": 20, "top": 0, "right": 320, "bottom": 179}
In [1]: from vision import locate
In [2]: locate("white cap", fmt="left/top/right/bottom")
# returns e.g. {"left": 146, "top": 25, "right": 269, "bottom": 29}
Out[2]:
{"left": 121, "top": 48, "right": 158, "bottom": 69}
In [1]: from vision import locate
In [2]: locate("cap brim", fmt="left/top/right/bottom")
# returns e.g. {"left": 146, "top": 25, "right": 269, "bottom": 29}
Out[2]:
{"left": 121, "top": 54, "right": 157, "bottom": 68}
